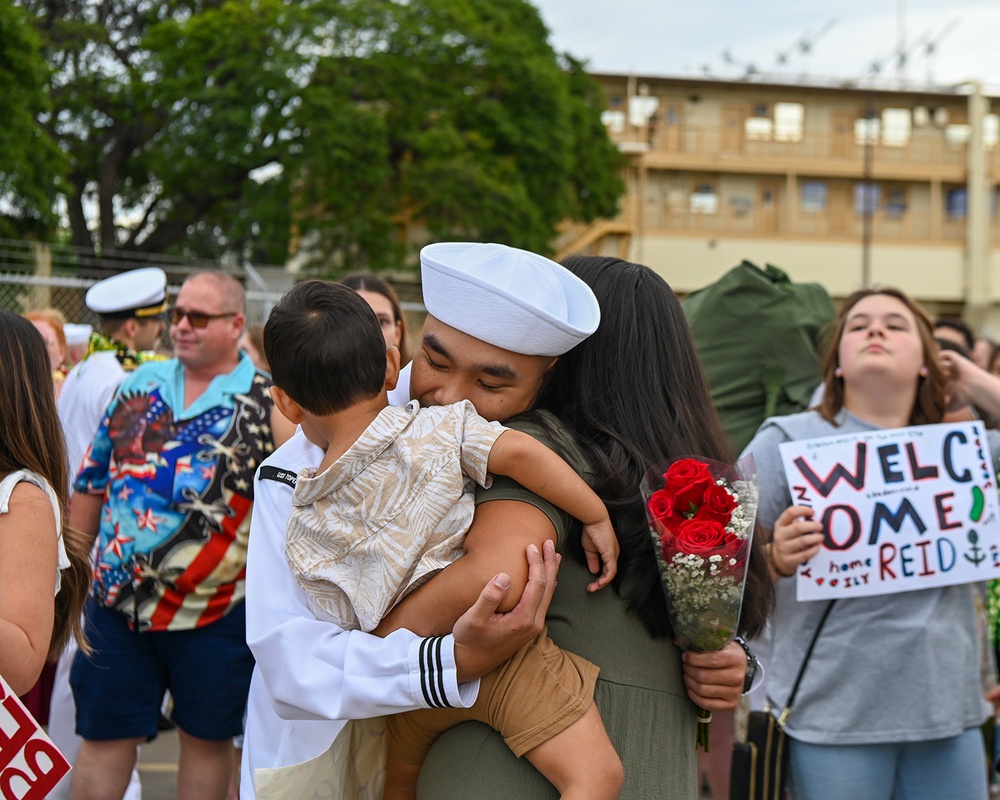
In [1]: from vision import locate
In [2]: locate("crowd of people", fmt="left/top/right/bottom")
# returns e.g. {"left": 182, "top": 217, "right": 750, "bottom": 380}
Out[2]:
{"left": 5, "top": 244, "right": 1000, "bottom": 800}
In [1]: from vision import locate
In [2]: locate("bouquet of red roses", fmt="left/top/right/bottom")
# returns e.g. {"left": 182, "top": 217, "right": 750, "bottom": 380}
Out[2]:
{"left": 642, "top": 455, "right": 758, "bottom": 750}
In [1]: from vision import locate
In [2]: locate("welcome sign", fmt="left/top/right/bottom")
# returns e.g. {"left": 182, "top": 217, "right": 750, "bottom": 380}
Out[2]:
{"left": 0, "top": 674, "right": 70, "bottom": 798}
{"left": 778, "top": 421, "right": 1000, "bottom": 601}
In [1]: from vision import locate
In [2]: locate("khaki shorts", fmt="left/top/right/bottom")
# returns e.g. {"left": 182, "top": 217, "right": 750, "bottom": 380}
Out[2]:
{"left": 387, "top": 629, "right": 599, "bottom": 765}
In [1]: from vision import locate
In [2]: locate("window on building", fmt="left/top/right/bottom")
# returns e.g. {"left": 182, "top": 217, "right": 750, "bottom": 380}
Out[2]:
{"left": 801, "top": 181, "right": 828, "bottom": 212}
{"left": 854, "top": 116, "right": 881, "bottom": 145}
{"left": 742, "top": 101, "right": 805, "bottom": 142}
{"left": 774, "top": 102, "right": 804, "bottom": 142}
{"left": 881, "top": 108, "right": 911, "bottom": 147}
{"left": 628, "top": 94, "right": 660, "bottom": 128}
{"left": 946, "top": 188, "right": 967, "bottom": 219}
{"left": 608, "top": 95, "right": 623, "bottom": 108}
{"left": 665, "top": 105, "right": 681, "bottom": 125}
{"left": 854, "top": 183, "right": 880, "bottom": 216}
{"left": 884, "top": 186, "right": 907, "bottom": 217}
{"left": 986, "top": 114, "right": 999, "bottom": 149}
{"left": 945, "top": 124, "right": 970, "bottom": 146}
{"left": 601, "top": 110, "right": 626, "bottom": 134}
{"left": 730, "top": 196, "right": 752, "bottom": 217}
{"left": 690, "top": 183, "right": 719, "bottom": 214}
{"left": 745, "top": 117, "right": 773, "bottom": 140}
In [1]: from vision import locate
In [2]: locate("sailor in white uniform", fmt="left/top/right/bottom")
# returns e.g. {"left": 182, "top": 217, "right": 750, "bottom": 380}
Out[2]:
{"left": 63, "top": 323, "right": 93, "bottom": 367}
{"left": 58, "top": 267, "right": 168, "bottom": 479}
{"left": 240, "top": 243, "right": 586, "bottom": 797}
{"left": 50, "top": 266, "right": 168, "bottom": 800}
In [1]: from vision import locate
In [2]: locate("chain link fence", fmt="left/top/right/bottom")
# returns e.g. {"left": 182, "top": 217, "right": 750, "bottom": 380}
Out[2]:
{"left": 0, "top": 238, "right": 426, "bottom": 358}
{"left": 0, "top": 239, "right": 292, "bottom": 328}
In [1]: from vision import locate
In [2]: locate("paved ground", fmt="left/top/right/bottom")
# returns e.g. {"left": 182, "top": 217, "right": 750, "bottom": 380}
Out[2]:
{"left": 55, "top": 730, "right": 244, "bottom": 799}
{"left": 136, "top": 730, "right": 179, "bottom": 799}
{"left": 132, "top": 731, "right": 712, "bottom": 799}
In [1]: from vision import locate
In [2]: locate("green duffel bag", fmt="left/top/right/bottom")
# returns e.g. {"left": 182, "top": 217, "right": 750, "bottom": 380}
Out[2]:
{"left": 682, "top": 260, "right": 835, "bottom": 456}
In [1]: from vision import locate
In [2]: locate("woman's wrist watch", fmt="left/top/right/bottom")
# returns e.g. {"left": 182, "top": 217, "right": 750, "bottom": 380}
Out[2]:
{"left": 734, "top": 636, "right": 758, "bottom": 694}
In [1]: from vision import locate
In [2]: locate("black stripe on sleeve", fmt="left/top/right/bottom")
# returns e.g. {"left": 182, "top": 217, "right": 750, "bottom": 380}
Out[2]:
{"left": 418, "top": 637, "right": 434, "bottom": 707}
{"left": 418, "top": 636, "right": 454, "bottom": 708}
{"left": 433, "top": 636, "right": 450, "bottom": 708}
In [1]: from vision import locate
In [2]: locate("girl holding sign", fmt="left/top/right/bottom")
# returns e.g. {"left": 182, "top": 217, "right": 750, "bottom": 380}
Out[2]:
{"left": 0, "top": 309, "right": 91, "bottom": 695}
{"left": 744, "top": 288, "right": 993, "bottom": 800}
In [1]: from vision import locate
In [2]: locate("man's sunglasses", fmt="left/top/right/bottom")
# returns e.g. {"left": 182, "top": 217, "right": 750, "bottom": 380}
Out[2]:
{"left": 170, "top": 307, "right": 236, "bottom": 329}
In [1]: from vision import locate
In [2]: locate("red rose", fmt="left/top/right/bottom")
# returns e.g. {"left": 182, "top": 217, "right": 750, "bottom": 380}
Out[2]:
{"left": 647, "top": 489, "right": 676, "bottom": 524}
{"left": 663, "top": 459, "right": 714, "bottom": 513}
{"left": 674, "top": 518, "right": 737, "bottom": 558}
{"left": 694, "top": 483, "right": 738, "bottom": 524}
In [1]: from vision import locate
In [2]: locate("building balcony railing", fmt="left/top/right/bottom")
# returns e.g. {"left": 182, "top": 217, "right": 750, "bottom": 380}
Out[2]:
{"left": 615, "top": 195, "right": 985, "bottom": 243}
{"left": 614, "top": 125, "right": 997, "bottom": 179}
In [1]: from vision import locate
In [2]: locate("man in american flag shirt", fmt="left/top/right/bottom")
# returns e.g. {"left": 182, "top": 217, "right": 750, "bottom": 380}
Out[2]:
{"left": 68, "top": 270, "right": 293, "bottom": 800}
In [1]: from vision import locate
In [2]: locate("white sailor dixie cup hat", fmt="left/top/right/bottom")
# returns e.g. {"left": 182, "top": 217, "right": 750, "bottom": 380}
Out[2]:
{"left": 63, "top": 323, "right": 94, "bottom": 347}
{"left": 420, "top": 242, "right": 601, "bottom": 357}
{"left": 85, "top": 267, "right": 168, "bottom": 319}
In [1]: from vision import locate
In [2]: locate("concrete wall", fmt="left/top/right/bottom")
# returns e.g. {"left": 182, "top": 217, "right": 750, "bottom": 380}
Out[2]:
{"left": 635, "top": 234, "right": 966, "bottom": 302}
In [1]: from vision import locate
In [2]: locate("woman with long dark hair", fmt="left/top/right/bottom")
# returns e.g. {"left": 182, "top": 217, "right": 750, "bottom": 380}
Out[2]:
{"left": 0, "top": 309, "right": 90, "bottom": 694}
{"left": 381, "top": 255, "right": 772, "bottom": 797}
{"left": 540, "top": 255, "right": 772, "bottom": 641}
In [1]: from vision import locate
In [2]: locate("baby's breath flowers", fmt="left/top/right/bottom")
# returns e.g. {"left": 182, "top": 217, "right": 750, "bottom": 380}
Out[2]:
{"left": 642, "top": 458, "right": 759, "bottom": 750}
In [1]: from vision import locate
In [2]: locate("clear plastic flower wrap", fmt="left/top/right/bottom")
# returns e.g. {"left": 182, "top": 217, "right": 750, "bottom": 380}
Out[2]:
{"left": 641, "top": 455, "right": 758, "bottom": 750}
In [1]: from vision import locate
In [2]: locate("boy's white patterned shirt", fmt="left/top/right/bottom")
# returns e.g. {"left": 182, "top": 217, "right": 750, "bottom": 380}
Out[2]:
{"left": 285, "top": 400, "right": 505, "bottom": 631}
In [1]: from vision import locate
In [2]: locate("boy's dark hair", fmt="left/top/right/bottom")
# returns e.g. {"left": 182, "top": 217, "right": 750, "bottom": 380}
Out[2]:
{"left": 264, "top": 280, "right": 387, "bottom": 414}
{"left": 934, "top": 318, "right": 975, "bottom": 352}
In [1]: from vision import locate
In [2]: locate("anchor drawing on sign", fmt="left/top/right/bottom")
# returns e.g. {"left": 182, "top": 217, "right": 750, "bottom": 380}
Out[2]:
{"left": 965, "top": 529, "right": 987, "bottom": 566}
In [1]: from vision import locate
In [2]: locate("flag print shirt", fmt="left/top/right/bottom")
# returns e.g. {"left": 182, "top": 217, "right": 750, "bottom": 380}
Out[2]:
{"left": 75, "top": 353, "right": 275, "bottom": 631}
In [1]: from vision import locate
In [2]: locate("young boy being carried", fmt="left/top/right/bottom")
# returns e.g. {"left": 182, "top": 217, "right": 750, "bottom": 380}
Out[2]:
{"left": 265, "top": 280, "right": 623, "bottom": 800}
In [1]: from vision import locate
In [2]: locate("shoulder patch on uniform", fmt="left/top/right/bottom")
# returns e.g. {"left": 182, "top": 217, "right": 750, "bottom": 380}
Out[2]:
{"left": 258, "top": 465, "right": 298, "bottom": 488}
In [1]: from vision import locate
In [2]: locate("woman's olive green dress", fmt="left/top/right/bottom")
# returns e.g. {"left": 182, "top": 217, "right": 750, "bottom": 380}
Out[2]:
{"left": 417, "top": 413, "right": 698, "bottom": 799}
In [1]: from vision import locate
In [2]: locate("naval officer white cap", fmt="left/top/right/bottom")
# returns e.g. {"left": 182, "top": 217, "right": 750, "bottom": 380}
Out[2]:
{"left": 86, "top": 267, "right": 168, "bottom": 319}
{"left": 63, "top": 323, "right": 93, "bottom": 347}
{"left": 419, "top": 242, "right": 600, "bottom": 357}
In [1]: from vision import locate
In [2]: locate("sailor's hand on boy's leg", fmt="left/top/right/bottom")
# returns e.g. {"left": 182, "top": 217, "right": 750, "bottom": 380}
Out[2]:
{"left": 453, "top": 540, "right": 560, "bottom": 684}
{"left": 582, "top": 517, "right": 619, "bottom": 592}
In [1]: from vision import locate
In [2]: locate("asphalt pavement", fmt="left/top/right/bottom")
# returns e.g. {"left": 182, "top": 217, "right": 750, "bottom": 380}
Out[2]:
{"left": 136, "top": 730, "right": 179, "bottom": 799}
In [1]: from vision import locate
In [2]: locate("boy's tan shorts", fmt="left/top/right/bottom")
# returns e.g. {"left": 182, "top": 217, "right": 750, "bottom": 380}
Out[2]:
{"left": 387, "top": 628, "right": 599, "bottom": 763}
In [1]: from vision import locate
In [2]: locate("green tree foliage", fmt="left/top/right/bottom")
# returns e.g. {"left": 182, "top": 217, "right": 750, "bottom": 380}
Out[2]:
{"left": 0, "top": 1, "right": 65, "bottom": 236}
{"left": 23, "top": 0, "right": 308, "bottom": 258}
{"left": 291, "top": 0, "right": 624, "bottom": 268}
{"left": 16, "top": 0, "right": 623, "bottom": 266}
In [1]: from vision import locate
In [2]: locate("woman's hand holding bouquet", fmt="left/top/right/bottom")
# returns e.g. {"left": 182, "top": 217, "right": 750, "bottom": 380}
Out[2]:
{"left": 642, "top": 456, "right": 758, "bottom": 750}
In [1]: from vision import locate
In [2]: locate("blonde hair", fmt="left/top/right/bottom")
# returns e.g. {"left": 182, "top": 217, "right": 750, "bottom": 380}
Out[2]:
{"left": 23, "top": 308, "right": 68, "bottom": 364}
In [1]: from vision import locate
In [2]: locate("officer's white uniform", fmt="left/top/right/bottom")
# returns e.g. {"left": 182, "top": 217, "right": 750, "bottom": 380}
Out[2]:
{"left": 49, "top": 267, "right": 168, "bottom": 800}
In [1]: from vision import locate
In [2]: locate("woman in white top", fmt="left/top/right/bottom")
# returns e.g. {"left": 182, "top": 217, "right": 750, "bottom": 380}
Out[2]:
{"left": 0, "top": 308, "right": 91, "bottom": 695}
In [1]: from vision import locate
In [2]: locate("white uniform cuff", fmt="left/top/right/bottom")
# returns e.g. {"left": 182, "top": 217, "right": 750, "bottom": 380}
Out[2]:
{"left": 408, "top": 635, "right": 479, "bottom": 709}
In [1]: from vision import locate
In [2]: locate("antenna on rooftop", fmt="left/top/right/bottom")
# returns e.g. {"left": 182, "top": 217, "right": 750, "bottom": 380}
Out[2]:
{"left": 922, "top": 18, "right": 959, "bottom": 84}
{"left": 719, "top": 19, "right": 835, "bottom": 84}
{"left": 862, "top": 16, "right": 959, "bottom": 86}
{"left": 773, "top": 18, "right": 836, "bottom": 76}
{"left": 720, "top": 49, "right": 759, "bottom": 80}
